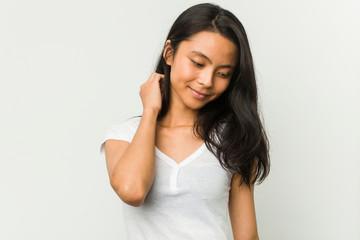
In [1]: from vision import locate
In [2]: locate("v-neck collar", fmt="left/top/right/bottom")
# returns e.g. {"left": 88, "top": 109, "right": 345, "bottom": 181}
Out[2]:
{"left": 155, "top": 143, "right": 207, "bottom": 168}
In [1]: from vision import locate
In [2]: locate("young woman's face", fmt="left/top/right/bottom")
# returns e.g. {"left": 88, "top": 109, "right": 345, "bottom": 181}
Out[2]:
{"left": 164, "top": 30, "right": 238, "bottom": 110}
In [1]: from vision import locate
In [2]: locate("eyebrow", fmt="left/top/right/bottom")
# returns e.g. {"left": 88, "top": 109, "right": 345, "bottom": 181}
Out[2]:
{"left": 190, "top": 50, "right": 234, "bottom": 69}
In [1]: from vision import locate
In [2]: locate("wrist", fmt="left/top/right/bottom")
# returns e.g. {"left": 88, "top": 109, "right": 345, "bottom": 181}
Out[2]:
{"left": 142, "top": 108, "right": 159, "bottom": 118}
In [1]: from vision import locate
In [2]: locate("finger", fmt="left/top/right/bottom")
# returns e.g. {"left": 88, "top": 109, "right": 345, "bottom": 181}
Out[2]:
{"left": 149, "top": 72, "right": 160, "bottom": 82}
{"left": 155, "top": 74, "right": 165, "bottom": 81}
{"left": 150, "top": 72, "right": 157, "bottom": 81}
{"left": 157, "top": 73, "right": 165, "bottom": 79}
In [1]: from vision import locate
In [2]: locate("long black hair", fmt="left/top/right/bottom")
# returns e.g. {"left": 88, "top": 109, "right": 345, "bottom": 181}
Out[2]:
{"left": 132, "top": 3, "right": 270, "bottom": 189}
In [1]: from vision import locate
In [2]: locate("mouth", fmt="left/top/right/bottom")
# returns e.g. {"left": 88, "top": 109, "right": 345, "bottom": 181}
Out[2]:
{"left": 189, "top": 87, "right": 209, "bottom": 99}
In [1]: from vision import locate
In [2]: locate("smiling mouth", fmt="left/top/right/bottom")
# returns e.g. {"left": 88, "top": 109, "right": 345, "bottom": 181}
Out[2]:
{"left": 189, "top": 87, "right": 209, "bottom": 99}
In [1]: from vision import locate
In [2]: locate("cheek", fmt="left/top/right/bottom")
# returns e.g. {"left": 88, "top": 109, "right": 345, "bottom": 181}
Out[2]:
{"left": 215, "top": 80, "right": 231, "bottom": 94}
{"left": 171, "top": 60, "right": 196, "bottom": 85}
{"left": 181, "top": 67, "right": 194, "bottom": 82}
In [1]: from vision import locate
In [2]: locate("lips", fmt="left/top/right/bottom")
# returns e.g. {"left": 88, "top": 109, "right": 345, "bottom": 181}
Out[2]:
{"left": 189, "top": 87, "right": 210, "bottom": 100}
{"left": 190, "top": 87, "right": 209, "bottom": 96}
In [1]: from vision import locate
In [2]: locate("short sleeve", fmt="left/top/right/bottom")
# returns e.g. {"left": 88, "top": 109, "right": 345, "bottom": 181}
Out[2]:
{"left": 99, "top": 118, "right": 139, "bottom": 155}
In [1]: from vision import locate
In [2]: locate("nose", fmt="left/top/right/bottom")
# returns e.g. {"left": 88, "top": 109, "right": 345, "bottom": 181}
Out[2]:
{"left": 197, "top": 68, "right": 214, "bottom": 88}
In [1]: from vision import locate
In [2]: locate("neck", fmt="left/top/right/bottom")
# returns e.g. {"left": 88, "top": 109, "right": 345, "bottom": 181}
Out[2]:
{"left": 157, "top": 99, "right": 199, "bottom": 128}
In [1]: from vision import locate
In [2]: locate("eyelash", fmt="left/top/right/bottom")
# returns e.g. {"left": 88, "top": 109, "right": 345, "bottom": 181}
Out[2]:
{"left": 191, "top": 60, "right": 229, "bottom": 78}
{"left": 191, "top": 59, "right": 203, "bottom": 67}
{"left": 218, "top": 72, "right": 229, "bottom": 78}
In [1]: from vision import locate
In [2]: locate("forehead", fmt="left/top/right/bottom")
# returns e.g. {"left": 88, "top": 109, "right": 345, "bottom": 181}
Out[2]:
{"left": 178, "top": 31, "right": 238, "bottom": 64}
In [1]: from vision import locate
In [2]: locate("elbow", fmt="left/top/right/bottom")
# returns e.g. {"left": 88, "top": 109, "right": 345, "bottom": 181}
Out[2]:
{"left": 110, "top": 178, "right": 145, "bottom": 207}
{"left": 122, "top": 187, "right": 145, "bottom": 207}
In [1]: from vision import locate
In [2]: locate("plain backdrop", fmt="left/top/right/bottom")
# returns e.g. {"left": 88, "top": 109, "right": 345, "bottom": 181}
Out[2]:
{"left": 1, "top": 0, "right": 359, "bottom": 239}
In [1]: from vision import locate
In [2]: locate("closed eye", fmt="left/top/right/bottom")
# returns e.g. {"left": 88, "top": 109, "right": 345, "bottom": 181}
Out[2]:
{"left": 191, "top": 59, "right": 203, "bottom": 67}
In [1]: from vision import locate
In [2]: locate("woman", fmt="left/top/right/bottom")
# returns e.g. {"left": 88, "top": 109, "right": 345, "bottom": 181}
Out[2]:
{"left": 100, "top": 3, "right": 270, "bottom": 240}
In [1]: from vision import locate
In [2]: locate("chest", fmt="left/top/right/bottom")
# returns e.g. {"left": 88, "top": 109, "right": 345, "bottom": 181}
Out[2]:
{"left": 155, "top": 126, "right": 205, "bottom": 164}
{"left": 148, "top": 125, "right": 232, "bottom": 202}
{"left": 144, "top": 148, "right": 233, "bottom": 203}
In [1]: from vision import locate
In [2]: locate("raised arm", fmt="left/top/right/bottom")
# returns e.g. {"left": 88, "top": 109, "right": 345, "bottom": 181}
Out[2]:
{"left": 104, "top": 110, "right": 158, "bottom": 207}
{"left": 103, "top": 72, "right": 164, "bottom": 207}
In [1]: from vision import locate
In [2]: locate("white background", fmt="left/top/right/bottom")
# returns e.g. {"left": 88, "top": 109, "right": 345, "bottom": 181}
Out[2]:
{"left": 1, "top": 0, "right": 359, "bottom": 239}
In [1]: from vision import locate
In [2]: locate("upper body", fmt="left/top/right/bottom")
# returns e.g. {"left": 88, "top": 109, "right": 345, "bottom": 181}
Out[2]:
{"left": 101, "top": 116, "right": 259, "bottom": 240}
{"left": 101, "top": 3, "right": 269, "bottom": 240}
{"left": 101, "top": 117, "right": 234, "bottom": 239}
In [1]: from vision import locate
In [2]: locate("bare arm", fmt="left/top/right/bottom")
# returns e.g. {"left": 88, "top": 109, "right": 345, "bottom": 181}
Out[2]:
{"left": 228, "top": 160, "right": 259, "bottom": 240}
{"left": 104, "top": 72, "right": 164, "bottom": 207}
{"left": 105, "top": 109, "right": 158, "bottom": 207}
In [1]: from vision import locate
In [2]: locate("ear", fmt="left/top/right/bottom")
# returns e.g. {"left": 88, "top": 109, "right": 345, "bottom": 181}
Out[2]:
{"left": 163, "top": 40, "right": 174, "bottom": 66}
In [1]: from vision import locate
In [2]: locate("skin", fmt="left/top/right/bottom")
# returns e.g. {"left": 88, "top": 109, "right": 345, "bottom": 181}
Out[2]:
{"left": 152, "top": 30, "right": 239, "bottom": 164}
{"left": 160, "top": 30, "right": 237, "bottom": 127}
{"left": 106, "top": 30, "right": 259, "bottom": 239}
{"left": 158, "top": 31, "right": 259, "bottom": 239}
{"left": 229, "top": 161, "right": 260, "bottom": 240}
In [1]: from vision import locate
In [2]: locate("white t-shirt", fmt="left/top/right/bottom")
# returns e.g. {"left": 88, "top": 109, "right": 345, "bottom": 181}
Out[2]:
{"left": 100, "top": 117, "right": 234, "bottom": 240}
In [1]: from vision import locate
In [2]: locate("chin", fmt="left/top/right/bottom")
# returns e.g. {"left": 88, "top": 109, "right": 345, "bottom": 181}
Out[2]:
{"left": 188, "top": 100, "right": 208, "bottom": 110}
